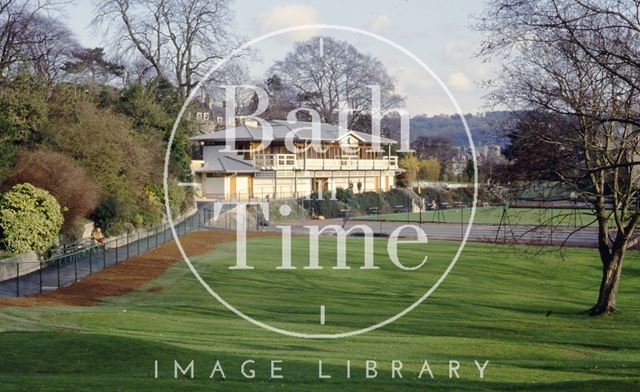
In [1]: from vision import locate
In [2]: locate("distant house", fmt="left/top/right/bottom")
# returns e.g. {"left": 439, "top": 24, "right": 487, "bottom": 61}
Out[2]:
{"left": 187, "top": 94, "right": 225, "bottom": 133}
{"left": 190, "top": 120, "right": 400, "bottom": 200}
{"left": 448, "top": 144, "right": 504, "bottom": 177}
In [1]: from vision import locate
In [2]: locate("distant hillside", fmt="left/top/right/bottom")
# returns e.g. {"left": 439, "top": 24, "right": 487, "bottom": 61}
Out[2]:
{"left": 407, "top": 111, "right": 517, "bottom": 147}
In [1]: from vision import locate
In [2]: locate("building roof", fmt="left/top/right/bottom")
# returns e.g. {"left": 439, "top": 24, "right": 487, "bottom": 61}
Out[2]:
{"left": 195, "top": 145, "right": 260, "bottom": 174}
{"left": 191, "top": 120, "right": 397, "bottom": 145}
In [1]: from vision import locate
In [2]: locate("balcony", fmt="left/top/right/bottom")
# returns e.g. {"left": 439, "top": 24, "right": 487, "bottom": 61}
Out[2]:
{"left": 253, "top": 154, "right": 398, "bottom": 171}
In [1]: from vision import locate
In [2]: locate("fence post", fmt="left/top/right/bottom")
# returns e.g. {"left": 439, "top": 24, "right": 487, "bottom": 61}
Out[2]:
{"left": 39, "top": 261, "right": 43, "bottom": 294}
{"left": 461, "top": 203, "right": 464, "bottom": 239}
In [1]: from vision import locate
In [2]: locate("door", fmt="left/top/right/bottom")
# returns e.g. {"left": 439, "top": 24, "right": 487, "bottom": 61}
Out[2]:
{"left": 229, "top": 176, "right": 236, "bottom": 199}
{"left": 374, "top": 176, "right": 379, "bottom": 192}
{"left": 385, "top": 176, "right": 389, "bottom": 191}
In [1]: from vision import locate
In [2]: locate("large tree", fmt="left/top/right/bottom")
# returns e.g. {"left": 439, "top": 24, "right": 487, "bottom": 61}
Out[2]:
{"left": 478, "top": 0, "right": 640, "bottom": 315}
{"left": 62, "top": 47, "right": 124, "bottom": 86}
{"left": 269, "top": 36, "right": 404, "bottom": 128}
{"left": 0, "top": 0, "right": 74, "bottom": 81}
{"left": 93, "top": 0, "right": 244, "bottom": 96}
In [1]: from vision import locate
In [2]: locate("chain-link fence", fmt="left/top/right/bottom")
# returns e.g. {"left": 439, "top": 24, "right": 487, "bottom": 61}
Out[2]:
{"left": 0, "top": 210, "right": 204, "bottom": 297}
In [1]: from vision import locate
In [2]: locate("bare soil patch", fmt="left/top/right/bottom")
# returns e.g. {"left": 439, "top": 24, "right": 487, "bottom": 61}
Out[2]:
{"left": 0, "top": 230, "right": 273, "bottom": 307}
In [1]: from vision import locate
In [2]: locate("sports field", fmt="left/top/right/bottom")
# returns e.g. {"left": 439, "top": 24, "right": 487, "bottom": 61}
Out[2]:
{"left": 0, "top": 231, "right": 639, "bottom": 391}
{"left": 356, "top": 206, "right": 597, "bottom": 226}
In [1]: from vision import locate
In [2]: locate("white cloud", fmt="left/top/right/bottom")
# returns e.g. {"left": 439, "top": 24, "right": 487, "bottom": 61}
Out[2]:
{"left": 391, "top": 65, "right": 435, "bottom": 96}
{"left": 367, "top": 15, "right": 392, "bottom": 32}
{"left": 259, "top": 4, "right": 318, "bottom": 42}
{"left": 447, "top": 72, "right": 473, "bottom": 93}
{"left": 444, "top": 40, "right": 475, "bottom": 62}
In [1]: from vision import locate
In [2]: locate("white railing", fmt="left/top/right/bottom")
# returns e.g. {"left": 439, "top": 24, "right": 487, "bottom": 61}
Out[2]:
{"left": 253, "top": 154, "right": 296, "bottom": 169}
{"left": 252, "top": 154, "right": 398, "bottom": 170}
{"left": 305, "top": 156, "right": 398, "bottom": 170}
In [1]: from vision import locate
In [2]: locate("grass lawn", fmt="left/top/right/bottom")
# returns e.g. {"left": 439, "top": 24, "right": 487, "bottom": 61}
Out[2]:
{"left": 0, "top": 235, "right": 639, "bottom": 391}
{"left": 356, "top": 206, "right": 598, "bottom": 226}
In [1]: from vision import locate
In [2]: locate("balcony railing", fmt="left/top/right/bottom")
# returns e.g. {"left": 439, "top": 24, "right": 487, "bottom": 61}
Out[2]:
{"left": 253, "top": 154, "right": 398, "bottom": 170}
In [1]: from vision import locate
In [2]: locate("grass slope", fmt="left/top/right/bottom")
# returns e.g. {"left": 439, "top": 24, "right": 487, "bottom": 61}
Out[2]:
{"left": 0, "top": 235, "right": 639, "bottom": 391}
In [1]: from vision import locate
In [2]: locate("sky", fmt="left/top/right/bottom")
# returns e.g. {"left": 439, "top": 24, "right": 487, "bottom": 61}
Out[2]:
{"left": 63, "top": 0, "right": 495, "bottom": 116}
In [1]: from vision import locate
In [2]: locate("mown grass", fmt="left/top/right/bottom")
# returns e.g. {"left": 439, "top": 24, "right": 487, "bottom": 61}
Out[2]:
{"left": 0, "top": 235, "right": 639, "bottom": 391}
{"left": 356, "top": 206, "right": 598, "bottom": 226}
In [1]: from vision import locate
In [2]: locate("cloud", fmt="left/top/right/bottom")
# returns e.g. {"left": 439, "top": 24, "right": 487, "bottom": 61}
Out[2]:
{"left": 367, "top": 15, "right": 392, "bottom": 32}
{"left": 259, "top": 4, "right": 318, "bottom": 42}
{"left": 447, "top": 72, "right": 473, "bottom": 93}
{"left": 444, "top": 40, "right": 475, "bottom": 62}
{"left": 391, "top": 65, "right": 435, "bottom": 96}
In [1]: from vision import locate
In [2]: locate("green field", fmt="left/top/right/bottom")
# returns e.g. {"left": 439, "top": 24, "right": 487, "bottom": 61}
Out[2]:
{"left": 1, "top": 236, "right": 639, "bottom": 391}
{"left": 356, "top": 206, "right": 598, "bottom": 226}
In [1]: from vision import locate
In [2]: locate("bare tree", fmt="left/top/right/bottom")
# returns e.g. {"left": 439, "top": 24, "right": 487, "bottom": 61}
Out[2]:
{"left": 269, "top": 36, "right": 404, "bottom": 128}
{"left": 477, "top": 0, "right": 640, "bottom": 315}
{"left": 0, "top": 0, "right": 73, "bottom": 81}
{"left": 25, "top": 14, "right": 79, "bottom": 83}
{"left": 93, "top": 0, "right": 244, "bottom": 96}
{"left": 411, "top": 136, "right": 457, "bottom": 169}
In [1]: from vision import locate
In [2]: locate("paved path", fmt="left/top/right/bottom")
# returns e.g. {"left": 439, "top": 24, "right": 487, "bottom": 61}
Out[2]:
{"left": 271, "top": 218, "right": 599, "bottom": 248}
{"left": 0, "top": 213, "right": 202, "bottom": 297}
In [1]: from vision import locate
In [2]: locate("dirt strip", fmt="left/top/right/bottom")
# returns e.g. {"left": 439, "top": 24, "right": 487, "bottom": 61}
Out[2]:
{"left": 0, "top": 230, "right": 273, "bottom": 307}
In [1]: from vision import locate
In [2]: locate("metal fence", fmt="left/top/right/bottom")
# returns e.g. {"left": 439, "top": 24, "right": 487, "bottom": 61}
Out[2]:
{"left": 0, "top": 211, "right": 204, "bottom": 297}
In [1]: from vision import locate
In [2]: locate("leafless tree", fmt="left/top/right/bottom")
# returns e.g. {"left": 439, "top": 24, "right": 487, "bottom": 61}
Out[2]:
{"left": 477, "top": 0, "right": 640, "bottom": 315}
{"left": 269, "top": 36, "right": 404, "bottom": 128}
{"left": 411, "top": 136, "right": 457, "bottom": 169}
{"left": 0, "top": 0, "right": 74, "bottom": 81}
{"left": 93, "top": 0, "right": 245, "bottom": 96}
{"left": 25, "top": 14, "right": 79, "bottom": 83}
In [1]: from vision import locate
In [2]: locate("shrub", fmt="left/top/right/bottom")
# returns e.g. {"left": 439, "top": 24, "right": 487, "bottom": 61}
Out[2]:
{"left": 0, "top": 183, "right": 64, "bottom": 254}
{"left": 334, "top": 187, "right": 354, "bottom": 204}
{"left": 46, "top": 101, "right": 158, "bottom": 234}
{"left": 90, "top": 197, "right": 120, "bottom": 236}
{"left": 354, "top": 192, "right": 392, "bottom": 214}
{"left": 3, "top": 149, "right": 100, "bottom": 231}
{"left": 303, "top": 193, "right": 346, "bottom": 219}
{"left": 419, "top": 159, "right": 441, "bottom": 181}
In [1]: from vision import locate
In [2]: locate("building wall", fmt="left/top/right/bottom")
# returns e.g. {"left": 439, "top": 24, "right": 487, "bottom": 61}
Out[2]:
{"left": 203, "top": 176, "right": 226, "bottom": 199}
{"left": 200, "top": 170, "right": 395, "bottom": 200}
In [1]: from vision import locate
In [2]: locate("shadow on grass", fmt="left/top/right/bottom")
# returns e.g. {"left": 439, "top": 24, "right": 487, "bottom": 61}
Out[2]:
{"left": 1, "top": 331, "right": 639, "bottom": 391}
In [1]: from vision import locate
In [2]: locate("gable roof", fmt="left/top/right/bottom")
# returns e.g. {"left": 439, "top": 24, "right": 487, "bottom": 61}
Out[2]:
{"left": 191, "top": 120, "right": 397, "bottom": 145}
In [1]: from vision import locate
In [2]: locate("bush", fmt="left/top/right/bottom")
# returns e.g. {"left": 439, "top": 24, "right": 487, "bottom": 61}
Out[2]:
{"left": 334, "top": 187, "right": 354, "bottom": 204}
{"left": 90, "top": 197, "right": 120, "bottom": 236}
{"left": 3, "top": 149, "right": 100, "bottom": 231}
{"left": 419, "top": 159, "right": 441, "bottom": 181}
{"left": 0, "top": 183, "right": 64, "bottom": 254}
